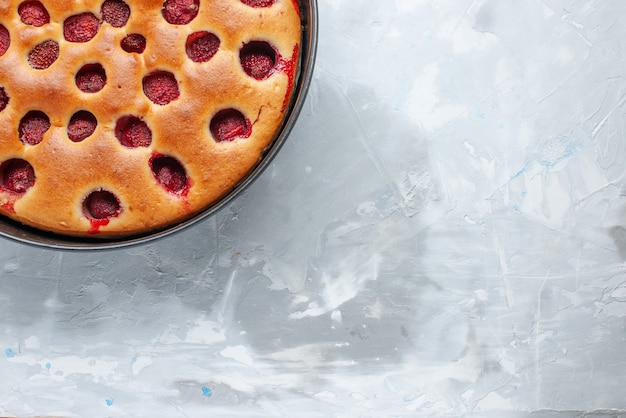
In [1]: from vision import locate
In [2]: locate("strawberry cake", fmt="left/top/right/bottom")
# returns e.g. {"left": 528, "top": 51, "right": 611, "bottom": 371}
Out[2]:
{"left": 0, "top": 0, "right": 301, "bottom": 237}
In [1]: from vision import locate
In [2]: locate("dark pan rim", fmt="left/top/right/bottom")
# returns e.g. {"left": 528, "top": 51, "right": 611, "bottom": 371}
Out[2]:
{"left": 0, "top": 0, "right": 318, "bottom": 251}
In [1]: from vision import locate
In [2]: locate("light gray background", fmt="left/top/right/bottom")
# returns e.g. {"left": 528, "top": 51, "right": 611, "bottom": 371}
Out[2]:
{"left": 2, "top": 0, "right": 626, "bottom": 416}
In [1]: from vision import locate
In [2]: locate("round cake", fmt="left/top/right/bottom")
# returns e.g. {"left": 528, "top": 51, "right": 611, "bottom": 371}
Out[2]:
{"left": 0, "top": 0, "right": 301, "bottom": 237}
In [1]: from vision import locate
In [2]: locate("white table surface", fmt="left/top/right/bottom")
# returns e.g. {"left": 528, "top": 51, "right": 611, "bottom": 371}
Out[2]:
{"left": 2, "top": 0, "right": 626, "bottom": 416}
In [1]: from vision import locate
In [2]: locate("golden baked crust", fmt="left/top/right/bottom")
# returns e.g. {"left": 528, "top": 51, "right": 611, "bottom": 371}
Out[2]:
{"left": 0, "top": 0, "right": 301, "bottom": 237}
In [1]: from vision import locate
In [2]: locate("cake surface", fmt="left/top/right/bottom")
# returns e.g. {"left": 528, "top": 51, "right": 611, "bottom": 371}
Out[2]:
{"left": 0, "top": 0, "right": 301, "bottom": 237}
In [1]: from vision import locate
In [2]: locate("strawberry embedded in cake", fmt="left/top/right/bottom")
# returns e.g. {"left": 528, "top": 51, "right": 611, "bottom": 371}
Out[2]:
{"left": 18, "top": 1, "right": 50, "bottom": 27}
{"left": 27, "top": 40, "right": 59, "bottom": 69}
{"left": 0, "top": 0, "right": 302, "bottom": 237}
{"left": 240, "top": 41, "right": 277, "bottom": 80}
{"left": 121, "top": 33, "right": 146, "bottom": 53}
{"left": 19, "top": 111, "right": 50, "bottom": 146}
{"left": 83, "top": 190, "right": 121, "bottom": 220}
{"left": 75, "top": 63, "right": 107, "bottom": 93}
{"left": 186, "top": 31, "right": 220, "bottom": 63}
{"left": 151, "top": 155, "right": 188, "bottom": 194}
{"left": 0, "top": 159, "right": 35, "bottom": 194}
{"left": 210, "top": 109, "right": 251, "bottom": 142}
{"left": 63, "top": 12, "right": 100, "bottom": 43}
{"left": 0, "top": 88, "right": 8, "bottom": 112}
{"left": 68, "top": 111, "right": 98, "bottom": 142}
{"left": 241, "top": 0, "right": 274, "bottom": 7}
{"left": 162, "top": 0, "right": 199, "bottom": 25}
{"left": 142, "top": 71, "right": 179, "bottom": 105}
{"left": 101, "top": 0, "right": 131, "bottom": 28}
{"left": 115, "top": 116, "right": 152, "bottom": 148}
{"left": 0, "top": 25, "right": 9, "bottom": 56}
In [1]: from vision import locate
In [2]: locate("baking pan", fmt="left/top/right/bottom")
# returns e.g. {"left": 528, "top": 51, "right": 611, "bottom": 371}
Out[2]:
{"left": 0, "top": 0, "right": 318, "bottom": 250}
